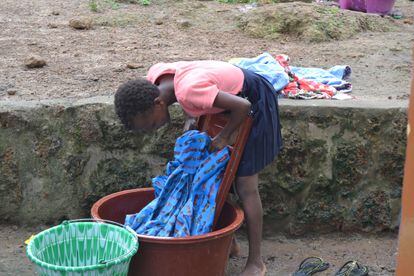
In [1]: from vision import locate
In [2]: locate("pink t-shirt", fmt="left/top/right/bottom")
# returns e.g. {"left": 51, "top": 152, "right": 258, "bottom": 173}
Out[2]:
{"left": 146, "top": 61, "right": 244, "bottom": 117}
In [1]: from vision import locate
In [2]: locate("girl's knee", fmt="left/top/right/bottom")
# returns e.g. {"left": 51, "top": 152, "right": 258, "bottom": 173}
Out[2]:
{"left": 236, "top": 175, "right": 259, "bottom": 197}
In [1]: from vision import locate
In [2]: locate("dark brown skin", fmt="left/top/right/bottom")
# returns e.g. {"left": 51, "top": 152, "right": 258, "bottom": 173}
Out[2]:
{"left": 210, "top": 92, "right": 251, "bottom": 150}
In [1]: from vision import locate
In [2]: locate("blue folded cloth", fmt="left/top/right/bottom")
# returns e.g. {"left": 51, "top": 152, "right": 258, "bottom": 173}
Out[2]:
{"left": 230, "top": 52, "right": 290, "bottom": 92}
{"left": 291, "top": 65, "right": 352, "bottom": 88}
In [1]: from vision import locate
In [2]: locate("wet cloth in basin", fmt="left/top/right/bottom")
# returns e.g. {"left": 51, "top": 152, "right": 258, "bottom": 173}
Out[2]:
{"left": 125, "top": 130, "right": 230, "bottom": 237}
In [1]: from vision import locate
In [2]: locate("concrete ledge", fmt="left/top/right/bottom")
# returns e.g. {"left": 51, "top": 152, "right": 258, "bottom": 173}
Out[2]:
{"left": 0, "top": 97, "right": 407, "bottom": 235}
{"left": 1, "top": 96, "right": 409, "bottom": 109}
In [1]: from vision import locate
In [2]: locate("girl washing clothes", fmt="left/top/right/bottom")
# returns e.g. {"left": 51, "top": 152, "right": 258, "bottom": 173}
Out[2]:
{"left": 114, "top": 60, "right": 282, "bottom": 276}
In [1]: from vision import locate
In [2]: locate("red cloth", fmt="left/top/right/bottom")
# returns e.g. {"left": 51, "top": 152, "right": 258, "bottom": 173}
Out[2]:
{"left": 275, "top": 54, "right": 336, "bottom": 99}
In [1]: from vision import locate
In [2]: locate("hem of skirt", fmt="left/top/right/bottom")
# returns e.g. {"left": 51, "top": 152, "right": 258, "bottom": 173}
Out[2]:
{"left": 235, "top": 149, "right": 281, "bottom": 177}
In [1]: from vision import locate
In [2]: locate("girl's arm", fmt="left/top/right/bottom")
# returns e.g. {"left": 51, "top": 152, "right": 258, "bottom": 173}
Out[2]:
{"left": 211, "top": 91, "right": 251, "bottom": 150}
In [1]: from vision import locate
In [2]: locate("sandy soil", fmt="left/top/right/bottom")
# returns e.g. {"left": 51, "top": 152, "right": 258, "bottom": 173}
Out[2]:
{"left": 0, "top": 1, "right": 406, "bottom": 275}
{"left": 0, "top": 0, "right": 413, "bottom": 102}
{"left": 0, "top": 224, "right": 397, "bottom": 276}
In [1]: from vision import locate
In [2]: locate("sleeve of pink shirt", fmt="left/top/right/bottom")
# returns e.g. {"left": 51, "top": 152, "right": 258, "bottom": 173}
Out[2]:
{"left": 146, "top": 63, "right": 176, "bottom": 84}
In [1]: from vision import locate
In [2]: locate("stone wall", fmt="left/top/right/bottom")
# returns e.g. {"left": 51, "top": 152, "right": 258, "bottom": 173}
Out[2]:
{"left": 0, "top": 97, "right": 407, "bottom": 235}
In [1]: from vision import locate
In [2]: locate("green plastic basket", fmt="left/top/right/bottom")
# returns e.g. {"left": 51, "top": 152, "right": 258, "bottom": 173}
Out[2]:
{"left": 26, "top": 219, "right": 139, "bottom": 276}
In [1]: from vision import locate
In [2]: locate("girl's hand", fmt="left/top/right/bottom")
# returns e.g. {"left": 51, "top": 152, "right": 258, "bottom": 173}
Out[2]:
{"left": 210, "top": 134, "right": 230, "bottom": 151}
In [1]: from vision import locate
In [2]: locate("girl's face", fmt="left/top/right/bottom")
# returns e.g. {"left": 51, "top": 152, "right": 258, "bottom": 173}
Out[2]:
{"left": 131, "top": 103, "right": 170, "bottom": 133}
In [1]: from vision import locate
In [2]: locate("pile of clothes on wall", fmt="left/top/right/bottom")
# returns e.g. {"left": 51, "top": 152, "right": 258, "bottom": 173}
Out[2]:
{"left": 230, "top": 52, "right": 353, "bottom": 100}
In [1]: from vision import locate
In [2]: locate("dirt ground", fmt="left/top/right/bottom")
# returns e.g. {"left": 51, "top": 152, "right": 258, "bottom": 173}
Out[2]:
{"left": 0, "top": 224, "right": 397, "bottom": 275}
{"left": 0, "top": 1, "right": 407, "bottom": 275}
{"left": 0, "top": 0, "right": 413, "bottom": 102}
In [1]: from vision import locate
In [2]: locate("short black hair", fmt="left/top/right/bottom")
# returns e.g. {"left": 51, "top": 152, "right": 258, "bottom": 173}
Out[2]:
{"left": 114, "top": 78, "right": 159, "bottom": 130}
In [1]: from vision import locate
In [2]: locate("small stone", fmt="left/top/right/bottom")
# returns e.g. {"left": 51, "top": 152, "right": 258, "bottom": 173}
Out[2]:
{"left": 154, "top": 15, "right": 166, "bottom": 25}
{"left": 7, "top": 90, "right": 17, "bottom": 96}
{"left": 177, "top": 19, "right": 191, "bottom": 28}
{"left": 403, "top": 18, "right": 413, "bottom": 25}
{"left": 126, "top": 63, "right": 143, "bottom": 69}
{"left": 12, "top": 225, "right": 18, "bottom": 231}
{"left": 349, "top": 52, "right": 364, "bottom": 58}
{"left": 28, "top": 42, "right": 37, "bottom": 46}
{"left": 69, "top": 18, "right": 92, "bottom": 30}
{"left": 48, "top": 23, "right": 58, "bottom": 28}
{"left": 52, "top": 11, "right": 60, "bottom": 16}
{"left": 388, "top": 96, "right": 392, "bottom": 100}
{"left": 25, "top": 55, "right": 47, "bottom": 68}
{"left": 74, "top": 53, "right": 80, "bottom": 57}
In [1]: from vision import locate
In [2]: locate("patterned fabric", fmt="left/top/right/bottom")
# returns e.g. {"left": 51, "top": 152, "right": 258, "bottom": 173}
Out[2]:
{"left": 276, "top": 54, "right": 351, "bottom": 99}
{"left": 125, "top": 130, "right": 230, "bottom": 237}
{"left": 229, "top": 52, "right": 352, "bottom": 100}
{"left": 276, "top": 54, "right": 335, "bottom": 99}
{"left": 290, "top": 64, "right": 352, "bottom": 92}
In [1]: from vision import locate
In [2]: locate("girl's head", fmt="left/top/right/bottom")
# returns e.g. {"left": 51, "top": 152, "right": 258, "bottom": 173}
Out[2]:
{"left": 114, "top": 79, "right": 170, "bottom": 133}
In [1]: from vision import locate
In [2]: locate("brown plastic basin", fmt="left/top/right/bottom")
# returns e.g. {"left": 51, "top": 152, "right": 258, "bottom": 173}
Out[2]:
{"left": 91, "top": 188, "right": 244, "bottom": 276}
